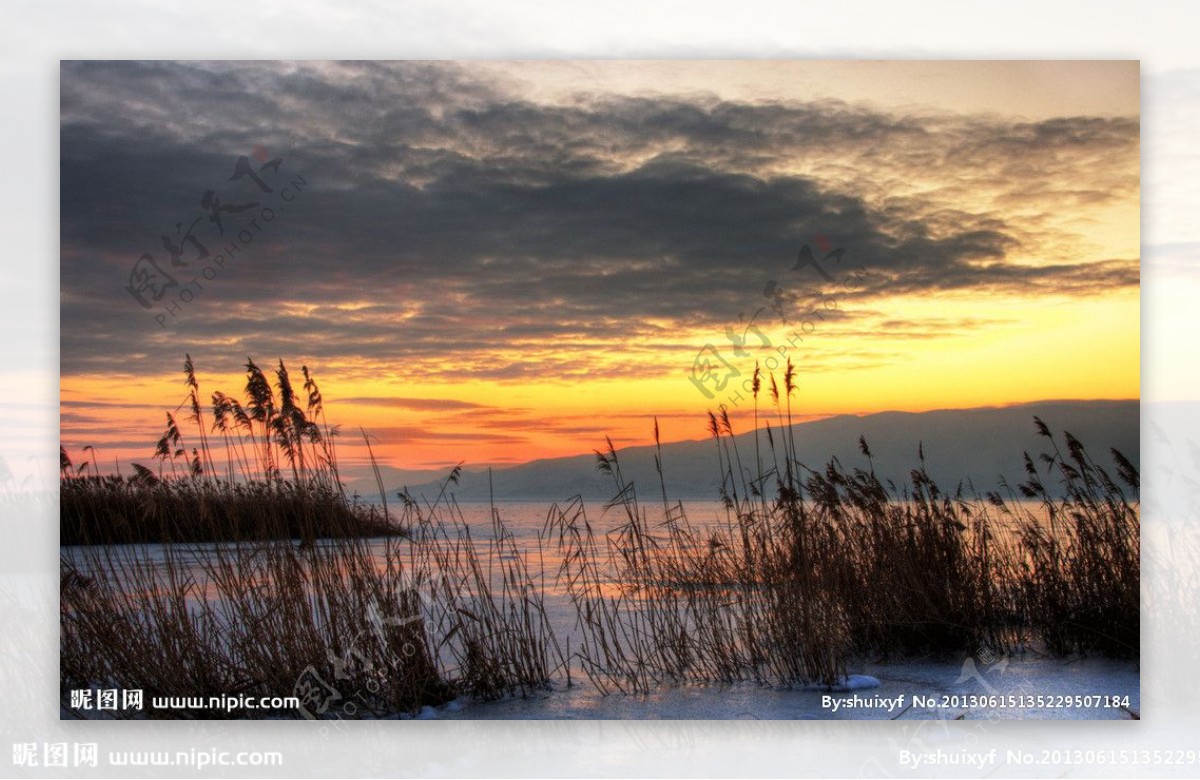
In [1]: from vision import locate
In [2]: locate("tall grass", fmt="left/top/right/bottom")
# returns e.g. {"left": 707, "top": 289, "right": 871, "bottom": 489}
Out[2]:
{"left": 61, "top": 355, "right": 1139, "bottom": 716}
{"left": 61, "top": 358, "right": 562, "bottom": 717}
{"left": 61, "top": 357, "right": 385, "bottom": 544}
{"left": 59, "top": 476, "right": 395, "bottom": 545}
{"left": 998, "top": 418, "right": 1141, "bottom": 657}
{"left": 400, "top": 486, "right": 566, "bottom": 700}
{"left": 545, "top": 359, "right": 1139, "bottom": 691}
{"left": 61, "top": 485, "right": 564, "bottom": 718}
{"left": 61, "top": 531, "right": 451, "bottom": 718}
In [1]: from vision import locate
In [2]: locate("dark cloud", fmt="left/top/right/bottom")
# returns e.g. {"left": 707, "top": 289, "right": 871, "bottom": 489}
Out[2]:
{"left": 60, "top": 438, "right": 165, "bottom": 453}
{"left": 59, "top": 412, "right": 109, "bottom": 425}
{"left": 60, "top": 61, "right": 1139, "bottom": 381}
{"left": 60, "top": 399, "right": 163, "bottom": 410}
{"left": 364, "top": 426, "right": 526, "bottom": 444}
{"left": 337, "top": 396, "right": 487, "bottom": 411}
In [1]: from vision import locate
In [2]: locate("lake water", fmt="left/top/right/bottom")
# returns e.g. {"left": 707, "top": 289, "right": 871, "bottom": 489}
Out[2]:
{"left": 61, "top": 497, "right": 1140, "bottom": 720}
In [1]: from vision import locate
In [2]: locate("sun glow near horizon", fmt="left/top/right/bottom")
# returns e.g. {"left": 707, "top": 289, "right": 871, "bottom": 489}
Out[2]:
{"left": 60, "top": 287, "right": 1138, "bottom": 473}
{"left": 59, "top": 60, "right": 1139, "bottom": 476}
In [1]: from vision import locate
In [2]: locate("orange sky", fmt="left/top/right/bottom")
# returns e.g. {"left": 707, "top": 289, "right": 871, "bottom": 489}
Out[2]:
{"left": 60, "top": 61, "right": 1139, "bottom": 478}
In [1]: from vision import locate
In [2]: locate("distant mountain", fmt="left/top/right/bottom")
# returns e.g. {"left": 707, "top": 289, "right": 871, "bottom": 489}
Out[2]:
{"left": 391, "top": 400, "right": 1139, "bottom": 503}
{"left": 343, "top": 464, "right": 449, "bottom": 500}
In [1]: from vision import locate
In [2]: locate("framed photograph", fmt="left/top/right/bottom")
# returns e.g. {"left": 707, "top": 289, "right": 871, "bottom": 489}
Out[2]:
{"left": 59, "top": 60, "right": 1140, "bottom": 722}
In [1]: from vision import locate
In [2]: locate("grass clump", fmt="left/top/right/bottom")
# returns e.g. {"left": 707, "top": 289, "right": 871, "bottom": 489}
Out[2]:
{"left": 60, "top": 357, "right": 563, "bottom": 718}
{"left": 61, "top": 495, "right": 564, "bottom": 718}
{"left": 61, "top": 357, "right": 392, "bottom": 544}
{"left": 546, "top": 359, "right": 1139, "bottom": 691}
{"left": 60, "top": 355, "right": 1139, "bottom": 714}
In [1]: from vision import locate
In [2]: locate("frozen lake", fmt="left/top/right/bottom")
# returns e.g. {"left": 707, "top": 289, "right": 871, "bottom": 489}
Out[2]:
{"left": 62, "top": 499, "right": 1140, "bottom": 720}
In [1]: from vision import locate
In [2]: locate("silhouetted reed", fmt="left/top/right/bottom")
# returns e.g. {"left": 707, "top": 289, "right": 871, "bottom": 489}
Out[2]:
{"left": 60, "top": 358, "right": 563, "bottom": 718}
{"left": 545, "top": 359, "right": 1139, "bottom": 691}
{"left": 61, "top": 357, "right": 386, "bottom": 544}
{"left": 61, "top": 356, "right": 1139, "bottom": 716}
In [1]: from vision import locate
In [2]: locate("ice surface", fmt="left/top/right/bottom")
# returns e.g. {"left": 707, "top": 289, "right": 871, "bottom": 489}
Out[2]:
{"left": 430, "top": 657, "right": 1137, "bottom": 720}
{"left": 802, "top": 674, "right": 882, "bottom": 692}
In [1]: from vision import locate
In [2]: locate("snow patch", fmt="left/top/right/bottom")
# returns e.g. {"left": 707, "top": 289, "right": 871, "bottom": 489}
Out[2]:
{"left": 802, "top": 674, "right": 881, "bottom": 692}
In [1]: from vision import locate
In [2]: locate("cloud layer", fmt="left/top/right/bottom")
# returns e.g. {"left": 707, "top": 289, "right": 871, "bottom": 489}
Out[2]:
{"left": 60, "top": 61, "right": 1139, "bottom": 386}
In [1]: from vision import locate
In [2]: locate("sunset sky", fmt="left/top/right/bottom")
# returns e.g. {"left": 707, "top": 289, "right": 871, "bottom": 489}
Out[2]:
{"left": 59, "top": 60, "right": 1140, "bottom": 476}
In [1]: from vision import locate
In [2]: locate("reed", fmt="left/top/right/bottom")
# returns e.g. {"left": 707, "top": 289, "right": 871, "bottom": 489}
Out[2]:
{"left": 61, "top": 358, "right": 563, "bottom": 718}
{"left": 544, "top": 365, "right": 1139, "bottom": 691}
{"left": 60, "top": 356, "right": 1140, "bottom": 716}
{"left": 61, "top": 357, "right": 383, "bottom": 545}
{"left": 61, "top": 491, "right": 564, "bottom": 718}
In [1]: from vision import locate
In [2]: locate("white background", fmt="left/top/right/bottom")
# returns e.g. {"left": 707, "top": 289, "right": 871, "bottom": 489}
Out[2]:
{"left": 3, "top": 1, "right": 1199, "bottom": 777}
